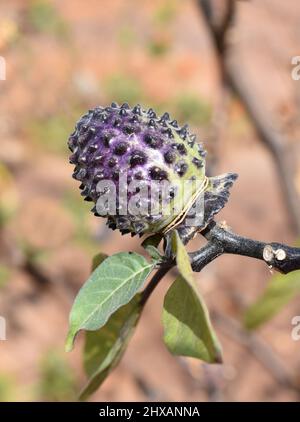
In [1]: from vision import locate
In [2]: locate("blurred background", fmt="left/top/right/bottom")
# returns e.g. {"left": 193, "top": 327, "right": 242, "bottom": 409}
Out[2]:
{"left": 0, "top": 0, "right": 300, "bottom": 402}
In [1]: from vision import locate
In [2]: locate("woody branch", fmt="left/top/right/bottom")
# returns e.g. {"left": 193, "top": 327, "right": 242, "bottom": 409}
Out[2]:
{"left": 190, "top": 221, "right": 300, "bottom": 274}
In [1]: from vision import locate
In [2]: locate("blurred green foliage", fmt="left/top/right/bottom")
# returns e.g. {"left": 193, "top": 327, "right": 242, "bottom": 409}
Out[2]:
{"left": 0, "top": 265, "right": 11, "bottom": 289}
{"left": 152, "top": 0, "right": 178, "bottom": 26}
{"left": 37, "top": 351, "right": 77, "bottom": 401}
{"left": 0, "top": 164, "right": 19, "bottom": 226}
{"left": 148, "top": 0, "right": 177, "bottom": 57}
{"left": 26, "top": 0, "right": 69, "bottom": 38}
{"left": 104, "top": 73, "right": 143, "bottom": 106}
{"left": 0, "top": 375, "right": 14, "bottom": 402}
{"left": 147, "top": 38, "right": 170, "bottom": 57}
{"left": 172, "top": 93, "right": 212, "bottom": 126}
{"left": 118, "top": 25, "right": 137, "bottom": 49}
{"left": 62, "top": 191, "right": 98, "bottom": 254}
{"left": 25, "top": 114, "right": 75, "bottom": 155}
{"left": 244, "top": 270, "right": 300, "bottom": 330}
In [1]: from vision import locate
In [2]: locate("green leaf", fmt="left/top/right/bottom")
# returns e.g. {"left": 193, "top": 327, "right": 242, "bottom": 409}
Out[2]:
{"left": 141, "top": 233, "right": 163, "bottom": 250}
{"left": 163, "top": 276, "right": 222, "bottom": 362}
{"left": 162, "top": 230, "right": 222, "bottom": 363}
{"left": 91, "top": 253, "right": 108, "bottom": 271}
{"left": 80, "top": 294, "right": 142, "bottom": 401}
{"left": 142, "top": 233, "right": 164, "bottom": 262}
{"left": 144, "top": 245, "right": 163, "bottom": 262}
{"left": 66, "top": 252, "right": 154, "bottom": 351}
{"left": 171, "top": 230, "right": 194, "bottom": 285}
{"left": 244, "top": 270, "right": 300, "bottom": 330}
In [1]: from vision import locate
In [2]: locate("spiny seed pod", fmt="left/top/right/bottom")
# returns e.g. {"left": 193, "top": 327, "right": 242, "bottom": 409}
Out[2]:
{"left": 68, "top": 103, "right": 238, "bottom": 242}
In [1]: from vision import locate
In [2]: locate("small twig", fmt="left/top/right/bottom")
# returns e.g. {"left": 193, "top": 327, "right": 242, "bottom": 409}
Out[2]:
{"left": 198, "top": 0, "right": 235, "bottom": 57}
{"left": 225, "top": 64, "right": 300, "bottom": 235}
{"left": 140, "top": 219, "right": 300, "bottom": 305}
{"left": 21, "top": 259, "right": 52, "bottom": 285}
{"left": 190, "top": 221, "right": 300, "bottom": 274}
{"left": 140, "top": 261, "right": 174, "bottom": 306}
{"left": 190, "top": 240, "right": 223, "bottom": 272}
{"left": 197, "top": 0, "right": 300, "bottom": 235}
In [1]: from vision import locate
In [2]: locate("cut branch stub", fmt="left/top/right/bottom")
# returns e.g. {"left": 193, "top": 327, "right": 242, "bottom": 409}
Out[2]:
{"left": 263, "top": 243, "right": 300, "bottom": 274}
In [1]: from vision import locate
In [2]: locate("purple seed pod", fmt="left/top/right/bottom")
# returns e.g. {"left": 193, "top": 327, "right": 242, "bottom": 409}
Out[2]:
{"left": 68, "top": 103, "right": 237, "bottom": 241}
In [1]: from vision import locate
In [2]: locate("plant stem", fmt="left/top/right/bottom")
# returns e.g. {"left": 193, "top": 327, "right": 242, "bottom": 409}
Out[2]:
{"left": 190, "top": 221, "right": 300, "bottom": 274}
{"left": 140, "top": 262, "right": 174, "bottom": 306}
{"left": 140, "top": 218, "right": 300, "bottom": 306}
